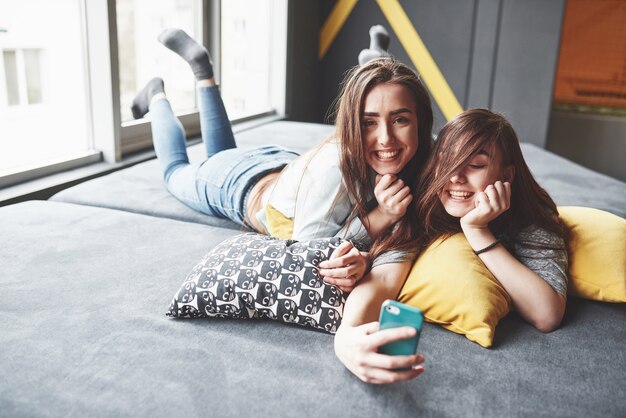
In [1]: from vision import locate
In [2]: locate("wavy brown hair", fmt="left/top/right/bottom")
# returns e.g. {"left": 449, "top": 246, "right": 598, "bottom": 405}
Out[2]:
{"left": 414, "top": 108, "right": 567, "bottom": 252}
{"left": 329, "top": 58, "right": 433, "bottom": 258}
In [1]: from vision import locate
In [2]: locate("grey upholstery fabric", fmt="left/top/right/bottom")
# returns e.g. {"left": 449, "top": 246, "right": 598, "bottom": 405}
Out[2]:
{"left": 50, "top": 121, "right": 335, "bottom": 228}
{"left": 1, "top": 201, "right": 624, "bottom": 417}
{"left": 51, "top": 122, "right": 626, "bottom": 226}
{"left": 521, "top": 143, "right": 626, "bottom": 217}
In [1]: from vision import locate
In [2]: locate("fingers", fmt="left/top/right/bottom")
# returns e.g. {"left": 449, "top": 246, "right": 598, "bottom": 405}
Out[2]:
{"left": 464, "top": 180, "right": 512, "bottom": 228}
{"left": 366, "top": 326, "right": 418, "bottom": 351}
{"left": 319, "top": 243, "right": 353, "bottom": 271}
{"left": 335, "top": 322, "right": 426, "bottom": 384}
{"left": 319, "top": 255, "right": 362, "bottom": 278}
{"left": 360, "top": 321, "right": 381, "bottom": 335}
{"left": 357, "top": 360, "right": 425, "bottom": 384}
{"left": 493, "top": 181, "right": 506, "bottom": 208}
{"left": 375, "top": 175, "right": 408, "bottom": 198}
{"left": 328, "top": 240, "right": 353, "bottom": 260}
{"left": 398, "top": 191, "right": 413, "bottom": 208}
{"left": 484, "top": 185, "right": 499, "bottom": 210}
{"left": 474, "top": 191, "right": 489, "bottom": 209}
{"left": 482, "top": 181, "right": 511, "bottom": 213}
{"left": 374, "top": 174, "right": 413, "bottom": 219}
{"left": 364, "top": 353, "right": 425, "bottom": 372}
{"left": 324, "top": 275, "right": 357, "bottom": 289}
{"left": 376, "top": 176, "right": 407, "bottom": 198}
{"left": 319, "top": 244, "right": 357, "bottom": 269}
{"left": 354, "top": 327, "right": 425, "bottom": 383}
{"left": 361, "top": 328, "right": 425, "bottom": 384}
{"left": 375, "top": 174, "right": 396, "bottom": 189}
{"left": 320, "top": 246, "right": 368, "bottom": 286}
{"left": 320, "top": 267, "right": 357, "bottom": 279}
{"left": 501, "top": 181, "right": 511, "bottom": 208}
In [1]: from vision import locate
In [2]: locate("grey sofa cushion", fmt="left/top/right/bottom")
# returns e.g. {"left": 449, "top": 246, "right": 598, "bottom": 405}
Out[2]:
{"left": 1, "top": 200, "right": 625, "bottom": 417}
{"left": 521, "top": 143, "right": 626, "bottom": 217}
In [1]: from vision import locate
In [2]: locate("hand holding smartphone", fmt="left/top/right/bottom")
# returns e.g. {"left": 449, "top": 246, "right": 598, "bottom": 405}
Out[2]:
{"left": 378, "top": 300, "right": 423, "bottom": 356}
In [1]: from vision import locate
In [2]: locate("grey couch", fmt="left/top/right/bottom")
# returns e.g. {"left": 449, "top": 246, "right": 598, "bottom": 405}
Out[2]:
{"left": 2, "top": 121, "right": 625, "bottom": 417}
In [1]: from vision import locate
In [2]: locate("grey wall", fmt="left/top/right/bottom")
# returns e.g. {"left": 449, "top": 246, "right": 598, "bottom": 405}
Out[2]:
{"left": 285, "top": 2, "right": 322, "bottom": 123}
{"left": 490, "top": 0, "right": 565, "bottom": 146}
{"left": 294, "top": 0, "right": 565, "bottom": 147}
{"left": 547, "top": 111, "right": 626, "bottom": 182}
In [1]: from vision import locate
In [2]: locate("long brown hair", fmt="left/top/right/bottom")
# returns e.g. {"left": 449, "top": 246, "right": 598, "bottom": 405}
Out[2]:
{"left": 330, "top": 58, "right": 433, "bottom": 256}
{"left": 414, "top": 108, "right": 567, "bottom": 251}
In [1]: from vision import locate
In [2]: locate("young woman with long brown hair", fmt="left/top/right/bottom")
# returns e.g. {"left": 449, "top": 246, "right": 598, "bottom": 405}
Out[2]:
{"left": 413, "top": 108, "right": 569, "bottom": 332}
{"left": 132, "top": 29, "right": 433, "bottom": 383}
{"left": 131, "top": 29, "right": 432, "bottom": 291}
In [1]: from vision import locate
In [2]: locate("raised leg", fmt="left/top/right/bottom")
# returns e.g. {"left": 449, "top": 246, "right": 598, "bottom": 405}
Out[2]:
{"left": 159, "top": 28, "right": 235, "bottom": 157}
{"left": 148, "top": 95, "right": 190, "bottom": 183}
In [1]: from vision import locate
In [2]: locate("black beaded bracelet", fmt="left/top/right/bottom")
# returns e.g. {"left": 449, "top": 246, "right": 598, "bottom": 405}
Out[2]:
{"left": 473, "top": 238, "right": 502, "bottom": 255}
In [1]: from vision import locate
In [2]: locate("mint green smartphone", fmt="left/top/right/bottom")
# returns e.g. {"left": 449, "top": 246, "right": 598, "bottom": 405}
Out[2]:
{"left": 378, "top": 300, "right": 423, "bottom": 356}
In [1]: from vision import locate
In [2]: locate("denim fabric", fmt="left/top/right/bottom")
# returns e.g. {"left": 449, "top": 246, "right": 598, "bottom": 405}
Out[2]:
{"left": 149, "top": 86, "right": 298, "bottom": 225}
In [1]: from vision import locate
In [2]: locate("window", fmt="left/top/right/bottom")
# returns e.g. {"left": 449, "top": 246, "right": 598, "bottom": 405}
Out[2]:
{"left": 221, "top": 0, "right": 273, "bottom": 119}
{"left": 0, "top": 0, "right": 287, "bottom": 189}
{"left": 119, "top": 0, "right": 287, "bottom": 153}
{"left": 221, "top": 0, "right": 287, "bottom": 120}
{"left": 0, "top": 0, "right": 96, "bottom": 188}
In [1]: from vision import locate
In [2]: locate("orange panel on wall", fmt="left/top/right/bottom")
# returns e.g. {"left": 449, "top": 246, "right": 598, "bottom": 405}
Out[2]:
{"left": 554, "top": 0, "right": 626, "bottom": 110}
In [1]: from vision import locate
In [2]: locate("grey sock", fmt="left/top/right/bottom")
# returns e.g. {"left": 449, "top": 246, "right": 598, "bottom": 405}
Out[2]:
{"left": 158, "top": 28, "right": 213, "bottom": 80}
{"left": 369, "top": 25, "right": 390, "bottom": 51}
{"left": 131, "top": 77, "right": 164, "bottom": 119}
{"left": 358, "top": 25, "right": 391, "bottom": 65}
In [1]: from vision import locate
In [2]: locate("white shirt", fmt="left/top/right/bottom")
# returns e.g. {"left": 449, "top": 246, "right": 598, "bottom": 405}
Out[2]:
{"left": 256, "top": 140, "right": 372, "bottom": 243}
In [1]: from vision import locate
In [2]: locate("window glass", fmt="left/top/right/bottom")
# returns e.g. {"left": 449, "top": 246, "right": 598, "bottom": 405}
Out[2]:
{"left": 221, "top": 0, "right": 273, "bottom": 120}
{"left": 0, "top": 0, "right": 90, "bottom": 175}
{"left": 116, "top": 0, "right": 198, "bottom": 123}
{"left": 24, "top": 49, "right": 42, "bottom": 104}
{"left": 3, "top": 50, "right": 19, "bottom": 106}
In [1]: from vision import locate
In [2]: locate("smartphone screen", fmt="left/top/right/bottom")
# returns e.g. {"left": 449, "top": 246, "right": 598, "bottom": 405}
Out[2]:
{"left": 378, "top": 300, "right": 423, "bottom": 356}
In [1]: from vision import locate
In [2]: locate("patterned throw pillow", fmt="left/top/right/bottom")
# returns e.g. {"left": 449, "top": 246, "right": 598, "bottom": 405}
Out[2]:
{"left": 167, "top": 233, "right": 346, "bottom": 334}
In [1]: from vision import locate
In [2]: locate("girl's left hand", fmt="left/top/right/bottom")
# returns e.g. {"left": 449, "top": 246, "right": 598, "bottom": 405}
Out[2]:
{"left": 318, "top": 241, "right": 370, "bottom": 293}
{"left": 460, "top": 181, "right": 511, "bottom": 229}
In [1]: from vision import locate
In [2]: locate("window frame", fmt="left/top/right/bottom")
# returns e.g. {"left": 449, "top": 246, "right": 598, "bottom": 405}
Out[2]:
{"left": 0, "top": 0, "right": 100, "bottom": 189}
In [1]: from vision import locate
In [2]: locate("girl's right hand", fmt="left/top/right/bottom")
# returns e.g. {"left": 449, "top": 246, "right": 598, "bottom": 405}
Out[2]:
{"left": 374, "top": 174, "right": 413, "bottom": 223}
{"left": 319, "top": 241, "right": 370, "bottom": 293}
{"left": 460, "top": 181, "right": 511, "bottom": 230}
{"left": 334, "top": 321, "right": 425, "bottom": 384}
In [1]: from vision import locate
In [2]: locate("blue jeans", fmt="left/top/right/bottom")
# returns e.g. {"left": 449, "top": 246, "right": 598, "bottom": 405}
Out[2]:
{"left": 150, "top": 86, "right": 298, "bottom": 225}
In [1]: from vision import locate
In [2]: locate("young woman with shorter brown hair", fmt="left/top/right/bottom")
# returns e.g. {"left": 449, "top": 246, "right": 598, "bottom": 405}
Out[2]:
{"left": 413, "top": 108, "right": 569, "bottom": 332}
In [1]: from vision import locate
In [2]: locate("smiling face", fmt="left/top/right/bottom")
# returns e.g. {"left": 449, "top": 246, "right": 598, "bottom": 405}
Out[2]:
{"left": 361, "top": 83, "right": 419, "bottom": 175}
{"left": 439, "top": 147, "right": 513, "bottom": 218}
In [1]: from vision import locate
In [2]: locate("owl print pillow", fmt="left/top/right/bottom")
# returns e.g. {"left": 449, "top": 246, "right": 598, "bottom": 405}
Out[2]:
{"left": 167, "top": 233, "right": 346, "bottom": 334}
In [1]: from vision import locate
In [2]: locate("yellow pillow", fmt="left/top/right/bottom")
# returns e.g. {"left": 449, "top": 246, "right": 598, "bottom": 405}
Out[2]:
{"left": 398, "top": 234, "right": 511, "bottom": 348}
{"left": 558, "top": 206, "right": 626, "bottom": 302}
{"left": 264, "top": 204, "right": 293, "bottom": 239}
